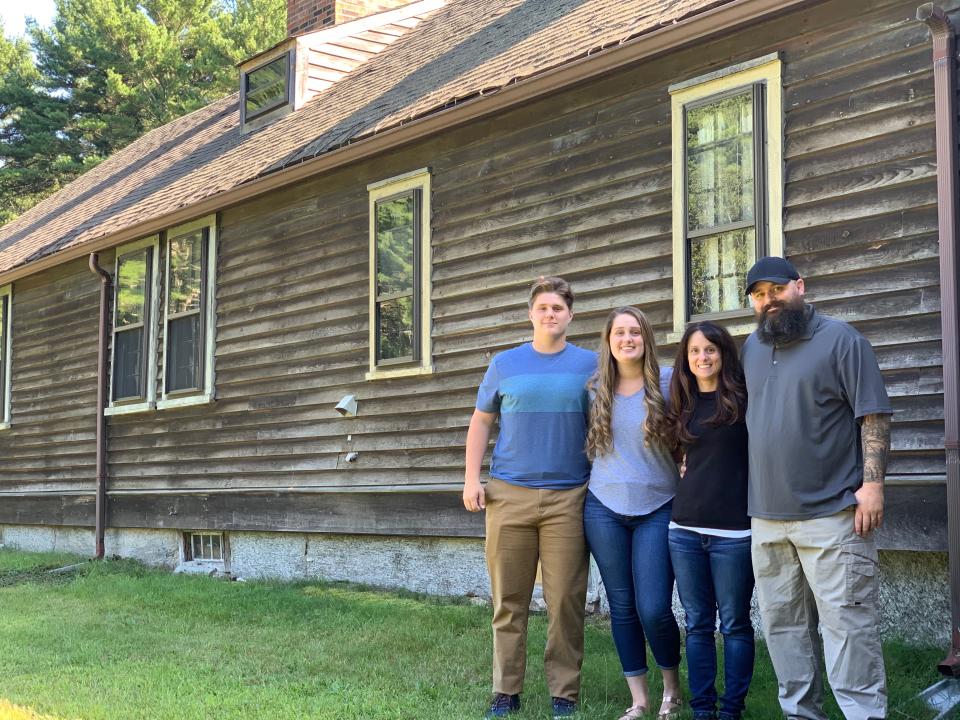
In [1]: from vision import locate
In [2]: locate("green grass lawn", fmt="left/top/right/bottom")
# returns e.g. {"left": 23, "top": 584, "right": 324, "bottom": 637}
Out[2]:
{"left": 0, "top": 548, "right": 946, "bottom": 719}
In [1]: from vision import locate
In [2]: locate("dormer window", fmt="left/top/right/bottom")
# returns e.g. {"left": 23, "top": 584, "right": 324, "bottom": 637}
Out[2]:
{"left": 240, "top": 49, "right": 294, "bottom": 132}
{"left": 238, "top": 1, "right": 442, "bottom": 135}
{"left": 245, "top": 55, "right": 290, "bottom": 119}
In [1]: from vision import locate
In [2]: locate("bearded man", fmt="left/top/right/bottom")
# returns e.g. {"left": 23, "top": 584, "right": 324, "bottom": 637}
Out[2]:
{"left": 741, "top": 257, "right": 892, "bottom": 720}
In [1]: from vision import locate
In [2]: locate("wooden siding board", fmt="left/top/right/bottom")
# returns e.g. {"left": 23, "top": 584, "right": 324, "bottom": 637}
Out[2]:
{"left": 785, "top": 44, "right": 931, "bottom": 111}
{"left": 785, "top": 155, "right": 936, "bottom": 208}
{"left": 783, "top": 11, "right": 930, "bottom": 85}
{"left": 786, "top": 98, "right": 935, "bottom": 158}
{"left": 784, "top": 181, "right": 936, "bottom": 231}
{"left": 785, "top": 124, "right": 935, "bottom": 182}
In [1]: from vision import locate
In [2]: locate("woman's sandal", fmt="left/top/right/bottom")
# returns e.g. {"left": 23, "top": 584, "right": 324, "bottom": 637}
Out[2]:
{"left": 617, "top": 705, "right": 648, "bottom": 720}
{"left": 656, "top": 695, "right": 683, "bottom": 719}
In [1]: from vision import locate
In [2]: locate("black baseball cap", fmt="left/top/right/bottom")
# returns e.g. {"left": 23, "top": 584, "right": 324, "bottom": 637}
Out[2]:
{"left": 745, "top": 256, "right": 800, "bottom": 294}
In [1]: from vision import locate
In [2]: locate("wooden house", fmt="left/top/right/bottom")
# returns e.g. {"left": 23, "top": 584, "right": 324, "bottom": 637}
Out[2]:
{"left": 0, "top": 0, "right": 957, "bottom": 641}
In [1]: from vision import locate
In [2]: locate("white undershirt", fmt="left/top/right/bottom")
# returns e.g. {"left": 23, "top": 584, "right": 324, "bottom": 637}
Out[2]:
{"left": 668, "top": 521, "right": 752, "bottom": 538}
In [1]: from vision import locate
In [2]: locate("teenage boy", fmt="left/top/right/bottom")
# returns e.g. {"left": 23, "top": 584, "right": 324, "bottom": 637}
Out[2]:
{"left": 463, "top": 276, "right": 597, "bottom": 719}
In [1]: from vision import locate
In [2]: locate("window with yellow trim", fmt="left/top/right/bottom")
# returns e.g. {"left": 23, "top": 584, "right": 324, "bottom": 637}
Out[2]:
{"left": 670, "top": 55, "right": 783, "bottom": 333}
{"left": 111, "top": 238, "right": 159, "bottom": 405}
{"left": 366, "top": 169, "right": 433, "bottom": 380}
{"left": 161, "top": 216, "right": 217, "bottom": 402}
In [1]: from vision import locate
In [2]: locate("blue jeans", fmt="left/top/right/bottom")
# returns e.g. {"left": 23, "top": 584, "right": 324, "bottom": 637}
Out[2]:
{"left": 583, "top": 492, "right": 681, "bottom": 676}
{"left": 668, "top": 528, "right": 755, "bottom": 720}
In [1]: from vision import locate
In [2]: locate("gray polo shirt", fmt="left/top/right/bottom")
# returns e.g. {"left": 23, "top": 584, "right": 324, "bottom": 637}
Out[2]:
{"left": 742, "top": 306, "right": 892, "bottom": 520}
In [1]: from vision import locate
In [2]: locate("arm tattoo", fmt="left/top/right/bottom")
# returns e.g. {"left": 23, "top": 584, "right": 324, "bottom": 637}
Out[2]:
{"left": 861, "top": 413, "right": 891, "bottom": 485}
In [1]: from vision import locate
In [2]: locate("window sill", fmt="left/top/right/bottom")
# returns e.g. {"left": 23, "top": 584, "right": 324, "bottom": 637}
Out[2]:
{"left": 0, "top": 422, "right": 9, "bottom": 431}
{"left": 365, "top": 364, "right": 434, "bottom": 381}
{"left": 174, "top": 560, "right": 227, "bottom": 576}
{"left": 667, "top": 308, "right": 756, "bottom": 344}
{"left": 157, "top": 394, "right": 214, "bottom": 410}
{"left": 104, "top": 401, "right": 155, "bottom": 417}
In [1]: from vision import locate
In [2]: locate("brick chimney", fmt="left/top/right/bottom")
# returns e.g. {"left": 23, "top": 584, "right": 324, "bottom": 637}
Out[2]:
{"left": 287, "top": 0, "right": 414, "bottom": 36}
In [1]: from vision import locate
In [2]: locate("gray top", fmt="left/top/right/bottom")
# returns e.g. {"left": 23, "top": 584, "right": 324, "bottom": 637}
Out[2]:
{"left": 742, "top": 306, "right": 892, "bottom": 520}
{"left": 588, "top": 367, "right": 680, "bottom": 516}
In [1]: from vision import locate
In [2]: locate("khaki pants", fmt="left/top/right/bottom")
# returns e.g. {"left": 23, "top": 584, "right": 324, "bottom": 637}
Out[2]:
{"left": 752, "top": 511, "right": 887, "bottom": 720}
{"left": 485, "top": 478, "right": 589, "bottom": 701}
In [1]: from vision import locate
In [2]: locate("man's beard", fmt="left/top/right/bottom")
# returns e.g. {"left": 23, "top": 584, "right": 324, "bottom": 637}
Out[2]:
{"left": 756, "top": 299, "right": 809, "bottom": 344}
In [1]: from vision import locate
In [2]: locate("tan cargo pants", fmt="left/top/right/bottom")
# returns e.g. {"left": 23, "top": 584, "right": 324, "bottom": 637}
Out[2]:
{"left": 752, "top": 510, "right": 887, "bottom": 720}
{"left": 484, "top": 478, "right": 589, "bottom": 702}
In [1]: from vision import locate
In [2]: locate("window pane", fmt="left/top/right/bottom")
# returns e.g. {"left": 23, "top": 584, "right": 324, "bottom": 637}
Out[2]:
{"left": 113, "top": 327, "right": 144, "bottom": 400}
{"left": 689, "top": 228, "right": 755, "bottom": 315}
{"left": 687, "top": 91, "right": 754, "bottom": 231}
{"left": 116, "top": 249, "right": 150, "bottom": 327}
{"left": 168, "top": 231, "right": 203, "bottom": 315}
{"left": 376, "top": 194, "right": 416, "bottom": 298}
{"left": 211, "top": 534, "right": 221, "bottom": 559}
{"left": 378, "top": 296, "right": 414, "bottom": 361}
{"left": 166, "top": 314, "right": 201, "bottom": 393}
{"left": 192, "top": 534, "right": 202, "bottom": 559}
{"left": 245, "top": 56, "right": 287, "bottom": 117}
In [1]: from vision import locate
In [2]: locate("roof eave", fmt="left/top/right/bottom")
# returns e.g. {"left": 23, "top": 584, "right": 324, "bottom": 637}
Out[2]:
{"left": 0, "top": 0, "right": 822, "bottom": 287}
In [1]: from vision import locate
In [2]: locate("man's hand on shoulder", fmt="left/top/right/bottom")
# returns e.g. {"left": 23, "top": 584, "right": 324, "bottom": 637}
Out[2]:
{"left": 854, "top": 483, "right": 883, "bottom": 537}
{"left": 463, "top": 478, "right": 486, "bottom": 512}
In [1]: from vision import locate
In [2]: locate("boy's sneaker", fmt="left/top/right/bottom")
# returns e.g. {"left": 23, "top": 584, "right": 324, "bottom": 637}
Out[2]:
{"left": 552, "top": 697, "right": 578, "bottom": 718}
{"left": 485, "top": 693, "right": 520, "bottom": 717}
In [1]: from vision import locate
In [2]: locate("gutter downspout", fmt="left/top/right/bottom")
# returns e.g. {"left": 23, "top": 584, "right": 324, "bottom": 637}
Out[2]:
{"left": 89, "top": 253, "right": 111, "bottom": 560}
{"left": 918, "top": 2, "right": 960, "bottom": 678}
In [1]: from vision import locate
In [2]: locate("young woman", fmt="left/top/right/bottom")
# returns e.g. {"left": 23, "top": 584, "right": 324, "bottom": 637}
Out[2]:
{"left": 584, "top": 306, "right": 683, "bottom": 720}
{"left": 667, "top": 322, "right": 753, "bottom": 720}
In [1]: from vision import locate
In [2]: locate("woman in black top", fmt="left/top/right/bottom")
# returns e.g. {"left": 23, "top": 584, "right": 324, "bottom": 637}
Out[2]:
{"left": 666, "top": 321, "right": 753, "bottom": 720}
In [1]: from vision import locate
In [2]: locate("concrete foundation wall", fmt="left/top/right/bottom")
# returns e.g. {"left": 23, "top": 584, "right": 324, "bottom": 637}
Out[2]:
{"left": 0, "top": 524, "right": 949, "bottom": 646}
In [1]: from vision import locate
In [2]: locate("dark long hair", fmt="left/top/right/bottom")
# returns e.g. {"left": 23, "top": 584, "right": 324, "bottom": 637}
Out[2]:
{"left": 667, "top": 321, "right": 746, "bottom": 446}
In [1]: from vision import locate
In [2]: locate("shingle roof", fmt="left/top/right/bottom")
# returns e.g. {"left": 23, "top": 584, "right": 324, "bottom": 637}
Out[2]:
{"left": 0, "top": 0, "right": 730, "bottom": 277}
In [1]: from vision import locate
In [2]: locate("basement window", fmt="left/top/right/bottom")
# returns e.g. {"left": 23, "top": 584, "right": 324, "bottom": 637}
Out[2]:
{"left": 186, "top": 532, "right": 224, "bottom": 562}
{"left": 176, "top": 531, "right": 229, "bottom": 576}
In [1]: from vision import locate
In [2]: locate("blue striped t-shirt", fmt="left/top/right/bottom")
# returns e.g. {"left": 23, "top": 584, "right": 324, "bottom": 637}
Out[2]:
{"left": 476, "top": 342, "right": 597, "bottom": 489}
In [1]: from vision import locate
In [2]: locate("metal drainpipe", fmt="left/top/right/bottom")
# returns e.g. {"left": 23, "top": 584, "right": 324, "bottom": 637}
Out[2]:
{"left": 89, "top": 253, "right": 111, "bottom": 560}
{"left": 918, "top": 2, "right": 960, "bottom": 678}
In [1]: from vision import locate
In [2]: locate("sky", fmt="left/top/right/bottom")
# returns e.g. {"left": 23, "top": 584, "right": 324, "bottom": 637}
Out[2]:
{"left": 1, "top": 0, "right": 56, "bottom": 38}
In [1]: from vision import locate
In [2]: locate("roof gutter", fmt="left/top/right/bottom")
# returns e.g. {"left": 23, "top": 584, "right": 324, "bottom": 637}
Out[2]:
{"left": 0, "top": 0, "right": 819, "bottom": 287}
{"left": 917, "top": 2, "right": 960, "bottom": 678}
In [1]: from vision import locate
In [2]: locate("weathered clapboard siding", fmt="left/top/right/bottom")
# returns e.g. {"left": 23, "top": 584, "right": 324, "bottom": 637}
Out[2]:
{"left": 779, "top": 0, "right": 950, "bottom": 481}
{"left": 0, "top": 258, "right": 99, "bottom": 494}
{"left": 95, "top": 0, "right": 958, "bottom": 498}
{"left": 0, "top": 0, "right": 952, "bottom": 547}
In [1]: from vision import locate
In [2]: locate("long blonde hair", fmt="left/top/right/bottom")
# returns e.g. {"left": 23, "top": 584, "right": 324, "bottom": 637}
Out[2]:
{"left": 586, "top": 307, "right": 670, "bottom": 458}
